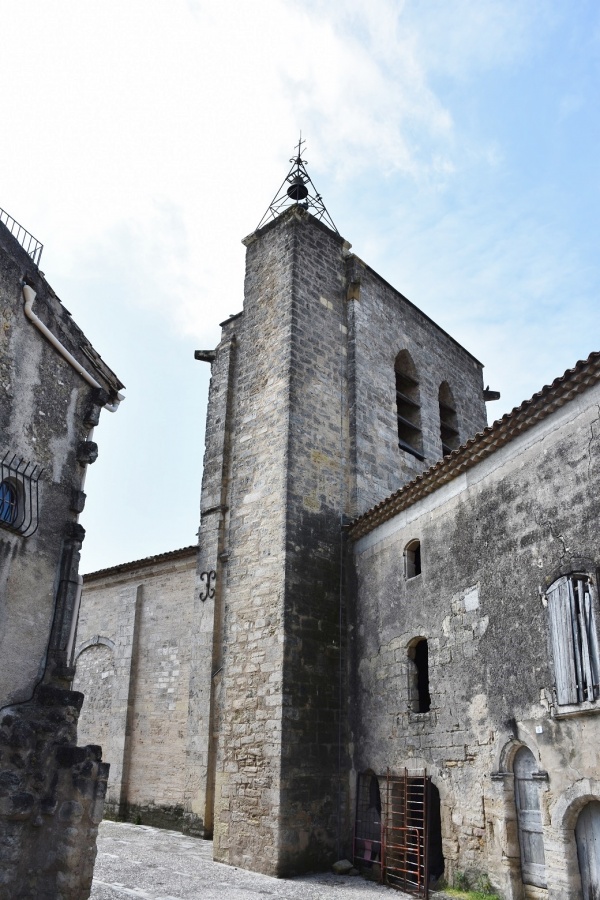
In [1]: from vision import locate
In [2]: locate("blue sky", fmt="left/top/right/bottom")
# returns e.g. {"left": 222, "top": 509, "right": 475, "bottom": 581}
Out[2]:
{"left": 1, "top": 1, "right": 599, "bottom": 572}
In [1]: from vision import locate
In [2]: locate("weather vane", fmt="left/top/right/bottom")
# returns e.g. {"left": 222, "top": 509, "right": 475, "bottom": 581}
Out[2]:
{"left": 256, "top": 134, "right": 338, "bottom": 233}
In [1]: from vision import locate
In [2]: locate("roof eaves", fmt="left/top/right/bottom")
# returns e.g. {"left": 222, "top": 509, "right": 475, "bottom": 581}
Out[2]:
{"left": 83, "top": 545, "right": 198, "bottom": 581}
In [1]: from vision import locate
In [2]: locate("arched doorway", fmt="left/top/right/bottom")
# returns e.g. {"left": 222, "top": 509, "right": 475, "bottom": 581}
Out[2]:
{"left": 514, "top": 746, "right": 546, "bottom": 888}
{"left": 354, "top": 772, "right": 382, "bottom": 867}
{"left": 576, "top": 800, "right": 600, "bottom": 899}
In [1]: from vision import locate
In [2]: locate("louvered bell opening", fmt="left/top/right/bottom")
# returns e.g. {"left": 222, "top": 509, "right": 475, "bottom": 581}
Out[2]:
{"left": 439, "top": 392, "right": 459, "bottom": 456}
{"left": 396, "top": 370, "right": 424, "bottom": 461}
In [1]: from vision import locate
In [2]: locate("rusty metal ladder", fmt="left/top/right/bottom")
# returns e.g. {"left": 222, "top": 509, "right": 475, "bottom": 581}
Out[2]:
{"left": 354, "top": 769, "right": 430, "bottom": 898}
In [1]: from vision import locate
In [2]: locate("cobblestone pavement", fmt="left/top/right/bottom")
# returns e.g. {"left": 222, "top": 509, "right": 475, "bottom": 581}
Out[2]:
{"left": 91, "top": 821, "right": 411, "bottom": 900}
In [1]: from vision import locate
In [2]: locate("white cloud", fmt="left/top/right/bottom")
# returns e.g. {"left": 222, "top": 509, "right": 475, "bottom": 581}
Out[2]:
{"left": 1, "top": 0, "right": 599, "bottom": 570}
{"left": 0, "top": 0, "right": 470, "bottom": 347}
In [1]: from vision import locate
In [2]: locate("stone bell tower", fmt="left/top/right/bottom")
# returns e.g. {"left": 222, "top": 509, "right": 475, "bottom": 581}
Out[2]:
{"left": 189, "top": 143, "right": 488, "bottom": 876}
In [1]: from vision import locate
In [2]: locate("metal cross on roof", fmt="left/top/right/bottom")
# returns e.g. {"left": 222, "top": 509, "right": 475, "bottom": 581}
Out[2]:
{"left": 256, "top": 136, "right": 338, "bottom": 233}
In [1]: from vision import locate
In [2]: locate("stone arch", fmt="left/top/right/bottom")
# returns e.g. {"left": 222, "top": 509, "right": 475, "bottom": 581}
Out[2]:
{"left": 72, "top": 640, "right": 116, "bottom": 752}
{"left": 551, "top": 779, "right": 600, "bottom": 831}
{"left": 547, "top": 781, "right": 600, "bottom": 900}
{"left": 493, "top": 726, "right": 542, "bottom": 775}
{"left": 543, "top": 557, "right": 597, "bottom": 590}
{"left": 75, "top": 634, "right": 115, "bottom": 659}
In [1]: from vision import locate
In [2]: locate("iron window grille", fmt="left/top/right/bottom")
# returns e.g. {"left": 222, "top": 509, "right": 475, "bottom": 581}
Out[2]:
{"left": 0, "top": 452, "right": 43, "bottom": 537}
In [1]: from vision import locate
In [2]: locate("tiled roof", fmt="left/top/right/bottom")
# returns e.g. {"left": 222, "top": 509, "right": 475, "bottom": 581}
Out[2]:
{"left": 347, "top": 350, "right": 600, "bottom": 542}
{"left": 83, "top": 545, "right": 197, "bottom": 581}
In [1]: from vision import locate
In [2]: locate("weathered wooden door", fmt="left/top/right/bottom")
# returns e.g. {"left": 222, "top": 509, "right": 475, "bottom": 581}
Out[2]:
{"left": 576, "top": 801, "right": 600, "bottom": 899}
{"left": 514, "top": 747, "right": 546, "bottom": 888}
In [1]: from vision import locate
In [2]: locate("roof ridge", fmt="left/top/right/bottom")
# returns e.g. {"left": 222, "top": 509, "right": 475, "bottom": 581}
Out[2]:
{"left": 83, "top": 545, "right": 198, "bottom": 580}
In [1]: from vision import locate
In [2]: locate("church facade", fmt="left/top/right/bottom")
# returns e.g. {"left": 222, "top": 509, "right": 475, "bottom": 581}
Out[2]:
{"left": 75, "top": 198, "right": 600, "bottom": 899}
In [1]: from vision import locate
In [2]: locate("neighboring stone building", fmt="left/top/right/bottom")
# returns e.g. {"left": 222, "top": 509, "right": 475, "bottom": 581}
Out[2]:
{"left": 0, "top": 209, "right": 123, "bottom": 898}
{"left": 73, "top": 547, "right": 197, "bottom": 829}
{"left": 348, "top": 351, "right": 600, "bottom": 900}
{"left": 75, "top": 151, "right": 600, "bottom": 899}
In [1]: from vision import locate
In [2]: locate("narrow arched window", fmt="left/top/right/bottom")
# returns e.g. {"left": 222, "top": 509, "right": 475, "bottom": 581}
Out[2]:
{"left": 405, "top": 539, "right": 421, "bottom": 578}
{"left": 408, "top": 638, "right": 430, "bottom": 713}
{"left": 439, "top": 382, "right": 459, "bottom": 456}
{"left": 0, "top": 480, "right": 17, "bottom": 525}
{"left": 395, "top": 350, "right": 423, "bottom": 460}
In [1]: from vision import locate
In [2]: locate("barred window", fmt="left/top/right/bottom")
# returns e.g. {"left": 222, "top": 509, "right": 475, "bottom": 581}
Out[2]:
{"left": 547, "top": 574, "right": 600, "bottom": 705}
{"left": 0, "top": 453, "right": 42, "bottom": 537}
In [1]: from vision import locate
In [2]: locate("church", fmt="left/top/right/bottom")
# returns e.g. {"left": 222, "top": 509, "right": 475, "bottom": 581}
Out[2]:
{"left": 74, "top": 151, "right": 600, "bottom": 900}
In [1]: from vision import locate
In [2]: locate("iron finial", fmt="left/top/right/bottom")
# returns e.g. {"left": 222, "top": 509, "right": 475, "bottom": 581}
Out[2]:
{"left": 256, "top": 135, "right": 338, "bottom": 233}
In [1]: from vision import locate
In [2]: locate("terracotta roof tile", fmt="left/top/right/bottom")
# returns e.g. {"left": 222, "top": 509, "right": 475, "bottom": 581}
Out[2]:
{"left": 83, "top": 545, "right": 197, "bottom": 581}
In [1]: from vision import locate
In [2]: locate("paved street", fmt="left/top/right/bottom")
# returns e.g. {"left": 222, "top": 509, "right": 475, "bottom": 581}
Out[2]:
{"left": 91, "top": 821, "right": 410, "bottom": 900}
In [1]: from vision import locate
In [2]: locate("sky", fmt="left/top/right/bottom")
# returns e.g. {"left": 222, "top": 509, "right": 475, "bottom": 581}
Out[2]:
{"left": 1, "top": 0, "right": 599, "bottom": 573}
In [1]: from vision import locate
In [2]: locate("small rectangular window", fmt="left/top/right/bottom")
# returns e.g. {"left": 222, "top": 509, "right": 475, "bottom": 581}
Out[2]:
{"left": 547, "top": 575, "right": 600, "bottom": 705}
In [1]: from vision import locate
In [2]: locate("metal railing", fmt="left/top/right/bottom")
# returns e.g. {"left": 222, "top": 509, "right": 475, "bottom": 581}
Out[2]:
{"left": 0, "top": 207, "right": 43, "bottom": 266}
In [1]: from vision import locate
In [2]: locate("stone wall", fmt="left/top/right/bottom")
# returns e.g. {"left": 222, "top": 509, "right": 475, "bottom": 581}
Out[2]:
{"left": 0, "top": 218, "right": 122, "bottom": 898}
{"left": 208, "top": 212, "right": 298, "bottom": 874}
{"left": 351, "top": 371, "right": 600, "bottom": 900}
{"left": 0, "top": 686, "right": 108, "bottom": 900}
{"left": 74, "top": 547, "right": 198, "bottom": 831}
{"left": 0, "top": 225, "right": 121, "bottom": 705}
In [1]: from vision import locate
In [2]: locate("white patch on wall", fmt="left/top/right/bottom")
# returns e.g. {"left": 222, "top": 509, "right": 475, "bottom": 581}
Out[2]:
{"left": 477, "top": 615, "right": 489, "bottom": 637}
{"left": 49, "top": 388, "right": 78, "bottom": 483}
{"left": 463, "top": 586, "right": 479, "bottom": 611}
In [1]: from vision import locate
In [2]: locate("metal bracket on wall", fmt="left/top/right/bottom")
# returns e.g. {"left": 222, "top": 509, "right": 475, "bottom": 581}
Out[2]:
{"left": 199, "top": 570, "right": 216, "bottom": 602}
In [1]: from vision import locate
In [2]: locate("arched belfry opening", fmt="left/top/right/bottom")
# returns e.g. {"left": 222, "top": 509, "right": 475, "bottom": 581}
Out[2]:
{"left": 395, "top": 350, "right": 423, "bottom": 460}
{"left": 438, "top": 382, "right": 460, "bottom": 456}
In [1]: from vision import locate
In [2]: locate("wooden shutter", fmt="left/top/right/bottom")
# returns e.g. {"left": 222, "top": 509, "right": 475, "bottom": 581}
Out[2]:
{"left": 581, "top": 580, "right": 600, "bottom": 701}
{"left": 547, "top": 576, "right": 578, "bottom": 705}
